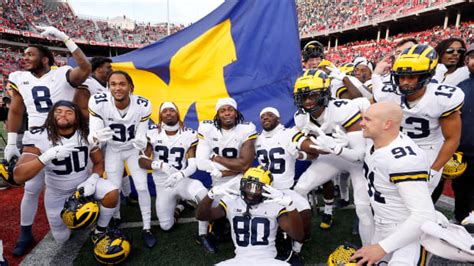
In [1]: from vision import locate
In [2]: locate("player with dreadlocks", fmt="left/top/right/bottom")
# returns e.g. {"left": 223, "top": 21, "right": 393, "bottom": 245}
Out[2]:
{"left": 13, "top": 101, "right": 119, "bottom": 245}
{"left": 194, "top": 97, "right": 257, "bottom": 253}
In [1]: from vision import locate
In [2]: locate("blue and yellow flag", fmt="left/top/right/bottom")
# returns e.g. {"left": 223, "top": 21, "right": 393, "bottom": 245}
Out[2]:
{"left": 112, "top": 0, "right": 302, "bottom": 130}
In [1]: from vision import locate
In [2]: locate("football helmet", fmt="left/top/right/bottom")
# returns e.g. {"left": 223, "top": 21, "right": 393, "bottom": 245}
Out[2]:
{"left": 339, "top": 62, "right": 355, "bottom": 75}
{"left": 327, "top": 244, "right": 359, "bottom": 266}
{"left": 442, "top": 152, "right": 467, "bottom": 180}
{"left": 293, "top": 69, "right": 331, "bottom": 113}
{"left": 302, "top": 40, "right": 324, "bottom": 61}
{"left": 240, "top": 165, "right": 273, "bottom": 206}
{"left": 391, "top": 44, "right": 438, "bottom": 95}
{"left": 94, "top": 229, "right": 131, "bottom": 264}
{"left": 0, "top": 156, "right": 21, "bottom": 186}
{"left": 61, "top": 190, "right": 100, "bottom": 230}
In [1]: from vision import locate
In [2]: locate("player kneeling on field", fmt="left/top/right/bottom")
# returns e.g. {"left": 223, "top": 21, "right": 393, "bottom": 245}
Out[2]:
{"left": 196, "top": 166, "right": 304, "bottom": 265}
{"left": 13, "top": 101, "right": 119, "bottom": 245}
{"left": 138, "top": 102, "right": 209, "bottom": 235}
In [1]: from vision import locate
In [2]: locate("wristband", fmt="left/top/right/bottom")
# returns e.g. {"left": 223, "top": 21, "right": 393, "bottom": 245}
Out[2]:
{"left": 64, "top": 37, "right": 78, "bottom": 53}
{"left": 7, "top": 132, "right": 18, "bottom": 145}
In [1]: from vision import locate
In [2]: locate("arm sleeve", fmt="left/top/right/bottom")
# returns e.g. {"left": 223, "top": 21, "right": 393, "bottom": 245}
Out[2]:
{"left": 88, "top": 114, "right": 105, "bottom": 144}
{"left": 181, "top": 158, "right": 197, "bottom": 177}
{"left": 338, "top": 131, "right": 366, "bottom": 162}
{"left": 378, "top": 181, "right": 436, "bottom": 253}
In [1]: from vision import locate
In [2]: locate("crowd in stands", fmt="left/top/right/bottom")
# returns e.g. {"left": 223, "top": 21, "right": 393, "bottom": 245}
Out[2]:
{"left": 325, "top": 21, "right": 474, "bottom": 66}
{"left": 0, "top": 0, "right": 184, "bottom": 44}
{"left": 297, "top": 0, "right": 452, "bottom": 36}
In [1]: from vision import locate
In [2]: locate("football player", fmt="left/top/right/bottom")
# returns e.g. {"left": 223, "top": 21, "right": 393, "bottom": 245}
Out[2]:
{"left": 5, "top": 26, "right": 91, "bottom": 256}
{"left": 372, "top": 44, "right": 464, "bottom": 194}
{"left": 138, "top": 102, "right": 209, "bottom": 236}
{"left": 292, "top": 69, "right": 374, "bottom": 246}
{"left": 195, "top": 97, "right": 257, "bottom": 252}
{"left": 352, "top": 102, "right": 436, "bottom": 265}
{"left": 13, "top": 101, "right": 119, "bottom": 244}
{"left": 71, "top": 57, "right": 135, "bottom": 207}
{"left": 302, "top": 40, "right": 325, "bottom": 70}
{"left": 73, "top": 57, "right": 112, "bottom": 119}
{"left": 256, "top": 107, "right": 314, "bottom": 261}
{"left": 196, "top": 166, "right": 304, "bottom": 266}
{"left": 88, "top": 70, "right": 156, "bottom": 248}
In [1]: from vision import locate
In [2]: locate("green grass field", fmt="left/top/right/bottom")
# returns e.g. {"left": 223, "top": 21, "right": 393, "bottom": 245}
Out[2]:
{"left": 74, "top": 195, "right": 362, "bottom": 265}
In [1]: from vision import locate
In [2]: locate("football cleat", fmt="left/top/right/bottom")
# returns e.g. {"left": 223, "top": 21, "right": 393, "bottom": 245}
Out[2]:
{"left": 320, "top": 213, "right": 333, "bottom": 230}
{"left": 196, "top": 235, "right": 217, "bottom": 253}
{"left": 61, "top": 190, "right": 100, "bottom": 230}
{"left": 142, "top": 229, "right": 156, "bottom": 248}
{"left": 12, "top": 237, "right": 35, "bottom": 257}
{"left": 93, "top": 228, "right": 131, "bottom": 264}
{"left": 327, "top": 243, "right": 359, "bottom": 266}
{"left": 289, "top": 252, "right": 304, "bottom": 266}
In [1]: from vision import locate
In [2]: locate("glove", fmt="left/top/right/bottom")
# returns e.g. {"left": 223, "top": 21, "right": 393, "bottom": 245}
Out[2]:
{"left": 294, "top": 111, "right": 310, "bottom": 133}
{"left": 38, "top": 144, "right": 77, "bottom": 164}
{"left": 332, "top": 125, "right": 349, "bottom": 147}
{"left": 163, "top": 171, "right": 185, "bottom": 188}
{"left": 151, "top": 160, "right": 177, "bottom": 176}
{"left": 5, "top": 133, "right": 20, "bottom": 161}
{"left": 309, "top": 135, "right": 342, "bottom": 155}
{"left": 287, "top": 142, "right": 299, "bottom": 157}
{"left": 36, "top": 25, "right": 78, "bottom": 52}
{"left": 207, "top": 167, "right": 223, "bottom": 179}
{"left": 262, "top": 185, "right": 295, "bottom": 211}
{"left": 77, "top": 173, "right": 99, "bottom": 196}
{"left": 131, "top": 134, "right": 147, "bottom": 151}
{"left": 327, "top": 66, "right": 347, "bottom": 81}
{"left": 91, "top": 127, "right": 114, "bottom": 145}
{"left": 208, "top": 178, "right": 239, "bottom": 199}
{"left": 430, "top": 169, "right": 440, "bottom": 181}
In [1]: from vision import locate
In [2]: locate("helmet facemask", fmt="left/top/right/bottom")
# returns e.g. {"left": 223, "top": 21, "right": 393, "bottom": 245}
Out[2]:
{"left": 294, "top": 88, "right": 330, "bottom": 113}
{"left": 240, "top": 178, "right": 265, "bottom": 206}
{"left": 391, "top": 72, "right": 433, "bottom": 95}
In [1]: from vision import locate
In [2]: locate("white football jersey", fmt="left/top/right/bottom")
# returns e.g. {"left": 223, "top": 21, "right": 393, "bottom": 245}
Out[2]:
{"left": 147, "top": 123, "right": 198, "bottom": 183}
{"left": 22, "top": 128, "right": 91, "bottom": 191}
{"left": 81, "top": 76, "right": 106, "bottom": 95}
{"left": 255, "top": 126, "right": 300, "bottom": 189}
{"left": 219, "top": 196, "right": 287, "bottom": 259}
{"left": 88, "top": 91, "right": 152, "bottom": 151}
{"left": 373, "top": 82, "right": 464, "bottom": 147}
{"left": 7, "top": 66, "right": 75, "bottom": 127}
{"left": 197, "top": 120, "right": 257, "bottom": 159}
{"left": 363, "top": 133, "right": 430, "bottom": 224}
{"left": 294, "top": 98, "right": 362, "bottom": 134}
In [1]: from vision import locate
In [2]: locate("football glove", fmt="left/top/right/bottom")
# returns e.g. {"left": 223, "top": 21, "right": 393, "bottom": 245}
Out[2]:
{"left": 207, "top": 178, "right": 239, "bottom": 199}
{"left": 207, "top": 167, "right": 223, "bottom": 179}
{"left": 131, "top": 134, "right": 147, "bottom": 151}
{"left": 262, "top": 185, "right": 295, "bottom": 211}
{"left": 327, "top": 65, "right": 347, "bottom": 81}
{"left": 91, "top": 127, "right": 114, "bottom": 145}
{"left": 38, "top": 144, "right": 77, "bottom": 165}
{"left": 77, "top": 173, "right": 100, "bottom": 197}
{"left": 5, "top": 133, "right": 20, "bottom": 161}
{"left": 163, "top": 171, "right": 185, "bottom": 188}
{"left": 36, "top": 25, "right": 78, "bottom": 52}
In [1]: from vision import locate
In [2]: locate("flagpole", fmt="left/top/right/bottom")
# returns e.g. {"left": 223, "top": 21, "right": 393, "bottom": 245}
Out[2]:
{"left": 167, "top": 0, "right": 170, "bottom": 36}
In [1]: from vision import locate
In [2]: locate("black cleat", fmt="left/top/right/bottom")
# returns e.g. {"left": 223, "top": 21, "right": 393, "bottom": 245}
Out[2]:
{"left": 90, "top": 228, "right": 107, "bottom": 244}
{"left": 195, "top": 235, "right": 217, "bottom": 253}
{"left": 320, "top": 213, "right": 333, "bottom": 230}
{"left": 109, "top": 218, "right": 122, "bottom": 229}
{"left": 12, "top": 237, "right": 35, "bottom": 257}
{"left": 289, "top": 252, "right": 304, "bottom": 266}
{"left": 336, "top": 199, "right": 350, "bottom": 209}
{"left": 142, "top": 229, "right": 157, "bottom": 248}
